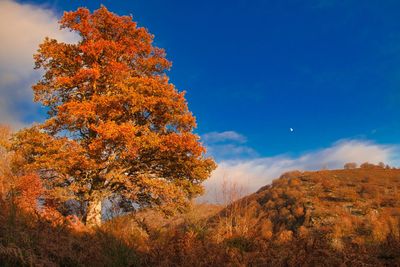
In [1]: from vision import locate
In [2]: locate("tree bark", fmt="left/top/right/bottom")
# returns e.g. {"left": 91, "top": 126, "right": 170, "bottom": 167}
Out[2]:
{"left": 85, "top": 198, "right": 102, "bottom": 227}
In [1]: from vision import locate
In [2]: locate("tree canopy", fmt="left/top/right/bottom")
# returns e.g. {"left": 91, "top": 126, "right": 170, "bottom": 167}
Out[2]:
{"left": 12, "top": 6, "right": 216, "bottom": 226}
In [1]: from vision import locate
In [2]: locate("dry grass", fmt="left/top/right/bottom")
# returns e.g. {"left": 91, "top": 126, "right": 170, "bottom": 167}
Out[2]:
{"left": 1, "top": 166, "right": 400, "bottom": 266}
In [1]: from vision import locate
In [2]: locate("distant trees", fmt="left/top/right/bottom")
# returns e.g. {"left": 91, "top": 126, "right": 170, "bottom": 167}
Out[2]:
{"left": 360, "top": 162, "right": 385, "bottom": 169}
{"left": 344, "top": 162, "right": 394, "bottom": 170}
{"left": 344, "top": 162, "right": 357, "bottom": 169}
{"left": 11, "top": 7, "right": 216, "bottom": 226}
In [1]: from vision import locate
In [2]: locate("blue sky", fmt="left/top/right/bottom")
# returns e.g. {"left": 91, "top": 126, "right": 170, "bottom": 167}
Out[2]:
{"left": 18, "top": 0, "right": 400, "bottom": 156}
{"left": 1, "top": 0, "right": 400, "bottom": 199}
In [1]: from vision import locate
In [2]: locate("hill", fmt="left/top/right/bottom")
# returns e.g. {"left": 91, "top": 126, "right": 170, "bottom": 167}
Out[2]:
{"left": 228, "top": 167, "right": 400, "bottom": 242}
{"left": 1, "top": 166, "right": 400, "bottom": 266}
{"left": 116, "top": 167, "right": 400, "bottom": 266}
{"left": 206, "top": 167, "right": 400, "bottom": 265}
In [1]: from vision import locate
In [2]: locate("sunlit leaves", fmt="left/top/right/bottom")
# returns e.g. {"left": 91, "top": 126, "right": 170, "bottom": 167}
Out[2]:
{"left": 13, "top": 6, "right": 215, "bottom": 225}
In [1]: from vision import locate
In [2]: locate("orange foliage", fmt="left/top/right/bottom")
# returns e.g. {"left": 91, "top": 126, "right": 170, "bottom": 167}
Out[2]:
{"left": 12, "top": 7, "right": 216, "bottom": 226}
{"left": 0, "top": 125, "right": 79, "bottom": 228}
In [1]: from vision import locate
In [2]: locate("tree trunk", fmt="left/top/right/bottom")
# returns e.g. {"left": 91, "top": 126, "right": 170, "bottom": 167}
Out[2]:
{"left": 85, "top": 198, "right": 102, "bottom": 227}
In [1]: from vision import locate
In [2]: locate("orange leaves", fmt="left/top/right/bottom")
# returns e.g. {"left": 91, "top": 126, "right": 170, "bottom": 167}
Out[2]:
{"left": 160, "top": 132, "right": 204, "bottom": 156}
{"left": 56, "top": 101, "right": 96, "bottom": 128}
{"left": 60, "top": 7, "right": 91, "bottom": 37}
{"left": 88, "top": 121, "right": 141, "bottom": 159}
{"left": 12, "top": 127, "right": 93, "bottom": 178}
{"left": 16, "top": 6, "right": 216, "bottom": 225}
{"left": 75, "top": 67, "right": 101, "bottom": 82}
{"left": 0, "top": 127, "right": 45, "bottom": 215}
{"left": 12, "top": 174, "right": 43, "bottom": 213}
{"left": 130, "top": 174, "right": 188, "bottom": 215}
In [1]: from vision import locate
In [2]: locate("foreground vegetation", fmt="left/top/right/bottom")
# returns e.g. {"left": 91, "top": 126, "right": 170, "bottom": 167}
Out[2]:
{"left": 1, "top": 164, "right": 400, "bottom": 266}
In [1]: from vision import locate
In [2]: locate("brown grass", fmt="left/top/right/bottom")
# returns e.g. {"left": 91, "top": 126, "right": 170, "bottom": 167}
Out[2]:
{"left": 1, "top": 166, "right": 400, "bottom": 266}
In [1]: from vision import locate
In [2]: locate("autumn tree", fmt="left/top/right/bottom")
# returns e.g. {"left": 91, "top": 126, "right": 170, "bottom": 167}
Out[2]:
{"left": 11, "top": 7, "right": 216, "bottom": 226}
{"left": 0, "top": 125, "right": 45, "bottom": 216}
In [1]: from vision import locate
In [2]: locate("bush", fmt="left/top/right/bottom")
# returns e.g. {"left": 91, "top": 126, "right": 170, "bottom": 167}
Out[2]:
{"left": 344, "top": 162, "right": 357, "bottom": 169}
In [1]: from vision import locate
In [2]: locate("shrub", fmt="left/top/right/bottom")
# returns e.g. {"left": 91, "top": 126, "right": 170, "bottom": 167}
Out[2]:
{"left": 344, "top": 162, "right": 358, "bottom": 169}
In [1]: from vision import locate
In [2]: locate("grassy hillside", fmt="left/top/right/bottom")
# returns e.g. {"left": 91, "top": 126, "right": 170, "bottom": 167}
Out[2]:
{"left": 228, "top": 167, "right": 400, "bottom": 245}
{"left": 1, "top": 166, "right": 400, "bottom": 266}
{"left": 206, "top": 167, "right": 400, "bottom": 265}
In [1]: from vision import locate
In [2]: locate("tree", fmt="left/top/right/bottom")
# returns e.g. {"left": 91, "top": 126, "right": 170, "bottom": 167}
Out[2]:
{"left": 343, "top": 162, "right": 357, "bottom": 169}
{"left": 0, "top": 125, "right": 44, "bottom": 215}
{"left": 360, "top": 162, "right": 378, "bottom": 169}
{"left": 11, "top": 7, "right": 216, "bottom": 226}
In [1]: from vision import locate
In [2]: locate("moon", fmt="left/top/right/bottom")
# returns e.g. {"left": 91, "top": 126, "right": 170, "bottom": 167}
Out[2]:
{"left": 290, "top": 128, "right": 294, "bottom": 132}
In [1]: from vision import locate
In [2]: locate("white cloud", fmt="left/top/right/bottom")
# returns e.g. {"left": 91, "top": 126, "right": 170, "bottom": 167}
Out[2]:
{"left": 202, "top": 130, "right": 257, "bottom": 160}
{"left": 0, "top": 0, "right": 77, "bottom": 128}
{"left": 206, "top": 143, "right": 258, "bottom": 160}
{"left": 202, "top": 131, "right": 247, "bottom": 144}
{"left": 199, "top": 139, "right": 399, "bottom": 203}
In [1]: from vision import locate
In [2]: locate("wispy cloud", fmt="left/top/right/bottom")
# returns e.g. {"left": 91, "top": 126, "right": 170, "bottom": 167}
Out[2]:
{"left": 202, "top": 131, "right": 247, "bottom": 144}
{"left": 201, "top": 130, "right": 256, "bottom": 160}
{"left": 0, "top": 0, "right": 77, "bottom": 129}
{"left": 205, "top": 144, "right": 258, "bottom": 161}
{"left": 199, "top": 139, "right": 399, "bottom": 203}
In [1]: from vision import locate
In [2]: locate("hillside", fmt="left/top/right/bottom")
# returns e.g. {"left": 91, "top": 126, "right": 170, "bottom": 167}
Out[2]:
{"left": 231, "top": 167, "right": 400, "bottom": 241}
{"left": 207, "top": 167, "right": 400, "bottom": 265}
{"left": 119, "top": 167, "right": 400, "bottom": 266}
{"left": 1, "top": 167, "right": 400, "bottom": 266}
